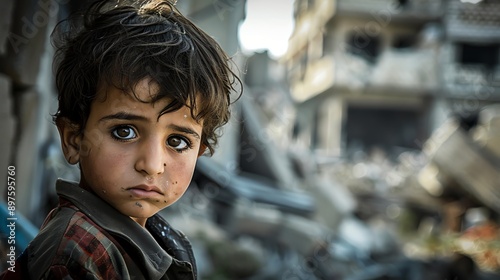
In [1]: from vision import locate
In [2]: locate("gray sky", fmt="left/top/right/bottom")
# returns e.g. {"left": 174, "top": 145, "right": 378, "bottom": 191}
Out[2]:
{"left": 239, "top": 0, "right": 294, "bottom": 58}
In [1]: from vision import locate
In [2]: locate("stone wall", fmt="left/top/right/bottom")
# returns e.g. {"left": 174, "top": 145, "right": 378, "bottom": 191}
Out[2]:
{"left": 0, "top": 0, "right": 72, "bottom": 225}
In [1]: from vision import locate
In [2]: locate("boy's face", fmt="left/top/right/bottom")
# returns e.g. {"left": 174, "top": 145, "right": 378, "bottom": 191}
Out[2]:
{"left": 58, "top": 78, "right": 204, "bottom": 226}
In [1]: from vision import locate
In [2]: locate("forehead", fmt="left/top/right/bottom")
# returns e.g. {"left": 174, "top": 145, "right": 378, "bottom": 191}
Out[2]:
{"left": 91, "top": 78, "right": 203, "bottom": 125}
{"left": 96, "top": 78, "right": 160, "bottom": 104}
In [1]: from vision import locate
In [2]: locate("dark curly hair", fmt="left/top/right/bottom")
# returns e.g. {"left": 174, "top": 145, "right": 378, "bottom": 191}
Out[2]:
{"left": 52, "top": 0, "right": 242, "bottom": 155}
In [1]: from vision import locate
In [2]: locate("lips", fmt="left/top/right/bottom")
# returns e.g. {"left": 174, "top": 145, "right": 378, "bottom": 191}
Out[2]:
{"left": 127, "top": 184, "right": 164, "bottom": 198}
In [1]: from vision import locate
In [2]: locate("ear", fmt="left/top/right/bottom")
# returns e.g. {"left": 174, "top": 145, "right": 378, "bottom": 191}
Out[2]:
{"left": 197, "top": 144, "right": 207, "bottom": 157}
{"left": 56, "top": 118, "right": 82, "bottom": 165}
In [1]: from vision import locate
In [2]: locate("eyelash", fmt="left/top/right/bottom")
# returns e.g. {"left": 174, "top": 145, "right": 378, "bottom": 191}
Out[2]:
{"left": 169, "top": 135, "right": 193, "bottom": 153}
{"left": 110, "top": 126, "right": 193, "bottom": 153}
{"left": 110, "top": 125, "right": 137, "bottom": 141}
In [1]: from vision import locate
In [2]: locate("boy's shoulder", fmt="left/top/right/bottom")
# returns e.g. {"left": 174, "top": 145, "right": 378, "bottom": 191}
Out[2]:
{"left": 11, "top": 180, "right": 195, "bottom": 279}
{"left": 23, "top": 202, "right": 137, "bottom": 278}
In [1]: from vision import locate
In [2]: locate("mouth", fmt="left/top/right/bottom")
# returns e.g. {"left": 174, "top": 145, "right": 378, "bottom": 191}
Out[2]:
{"left": 127, "top": 184, "right": 164, "bottom": 198}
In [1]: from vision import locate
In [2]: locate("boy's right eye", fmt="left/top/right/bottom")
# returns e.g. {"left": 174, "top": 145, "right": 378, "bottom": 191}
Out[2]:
{"left": 111, "top": 125, "right": 137, "bottom": 140}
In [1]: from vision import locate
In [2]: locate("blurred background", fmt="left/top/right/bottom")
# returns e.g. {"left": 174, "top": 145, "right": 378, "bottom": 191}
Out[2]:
{"left": 1, "top": 0, "right": 500, "bottom": 279}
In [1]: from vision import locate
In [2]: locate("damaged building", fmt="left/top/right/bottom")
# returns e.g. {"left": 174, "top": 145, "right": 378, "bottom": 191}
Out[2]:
{"left": 283, "top": 0, "right": 500, "bottom": 277}
{"left": 1, "top": 0, "right": 500, "bottom": 278}
{"left": 284, "top": 0, "right": 500, "bottom": 158}
{"left": 0, "top": 0, "right": 359, "bottom": 279}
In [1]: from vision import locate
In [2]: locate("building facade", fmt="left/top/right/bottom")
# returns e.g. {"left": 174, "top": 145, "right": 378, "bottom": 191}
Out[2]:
{"left": 284, "top": 0, "right": 500, "bottom": 159}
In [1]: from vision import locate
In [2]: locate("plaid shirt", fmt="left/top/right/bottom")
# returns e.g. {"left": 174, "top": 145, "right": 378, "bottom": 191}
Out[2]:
{"left": 0, "top": 180, "right": 196, "bottom": 280}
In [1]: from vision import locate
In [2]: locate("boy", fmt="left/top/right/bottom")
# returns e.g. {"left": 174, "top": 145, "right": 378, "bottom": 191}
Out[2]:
{"left": 1, "top": 0, "right": 241, "bottom": 278}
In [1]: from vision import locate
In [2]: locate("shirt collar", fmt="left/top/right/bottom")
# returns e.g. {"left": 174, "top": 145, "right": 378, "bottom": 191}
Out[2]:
{"left": 56, "top": 179, "right": 172, "bottom": 279}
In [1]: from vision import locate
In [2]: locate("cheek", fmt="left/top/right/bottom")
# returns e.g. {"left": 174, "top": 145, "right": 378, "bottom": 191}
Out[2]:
{"left": 79, "top": 129, "right": 106, "bottom": 158}
{"left": 167, "top": 158, "right": 197, "bottom": 191}
{"left": 171, "top": 155, "right": 196, "bottom": 175}
{"left": 170, "top": 165, "right": 194, "bottom": 186}
{"left": 81, "top": 146, "right": 129, "bottom": 179}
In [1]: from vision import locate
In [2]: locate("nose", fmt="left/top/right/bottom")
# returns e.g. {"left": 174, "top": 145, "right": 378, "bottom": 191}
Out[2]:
{"left": 134, "top": 137, "right": 165, "bottom": 176}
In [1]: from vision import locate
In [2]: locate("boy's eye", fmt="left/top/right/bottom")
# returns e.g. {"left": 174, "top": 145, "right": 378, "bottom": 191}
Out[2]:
{"left": 112, "top": 126, "right": 137, "bottom": 140}
{"left": 167, "top": 136, "right": 190, "bottom": 151}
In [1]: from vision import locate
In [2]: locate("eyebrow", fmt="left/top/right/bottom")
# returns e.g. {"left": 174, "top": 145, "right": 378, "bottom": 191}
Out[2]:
{"left": 169, "top": 124, "right": 201, "bottom": 139}
{"left": 99, "top": 112, "right": 148, "bottom": 122}
{"left": 100, "top": 111, "right": 201, "bottom": 139}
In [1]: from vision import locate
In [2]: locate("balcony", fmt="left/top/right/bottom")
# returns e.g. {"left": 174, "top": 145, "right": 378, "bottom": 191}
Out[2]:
{"left": 334, "top": 49, "right": 439, "bottom": 92}
{"left": 289, "top": 48, "right": 440, "bottom": 102}
{"left": 446, "top": 0, "right": 500, "bottom": 42}
{"left": 336, "top": 0, "right": 444, "bottom": 24}
{"left": 443, "top": 64, "right": 500, "bottom": 99}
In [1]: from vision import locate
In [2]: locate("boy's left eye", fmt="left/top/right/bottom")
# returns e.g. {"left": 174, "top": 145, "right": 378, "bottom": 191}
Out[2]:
{"left": 112, "top": 126, "right": 137, "bottom": 140}
{"left": 167, "top": 136, "right": 190, "bottom": 151}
